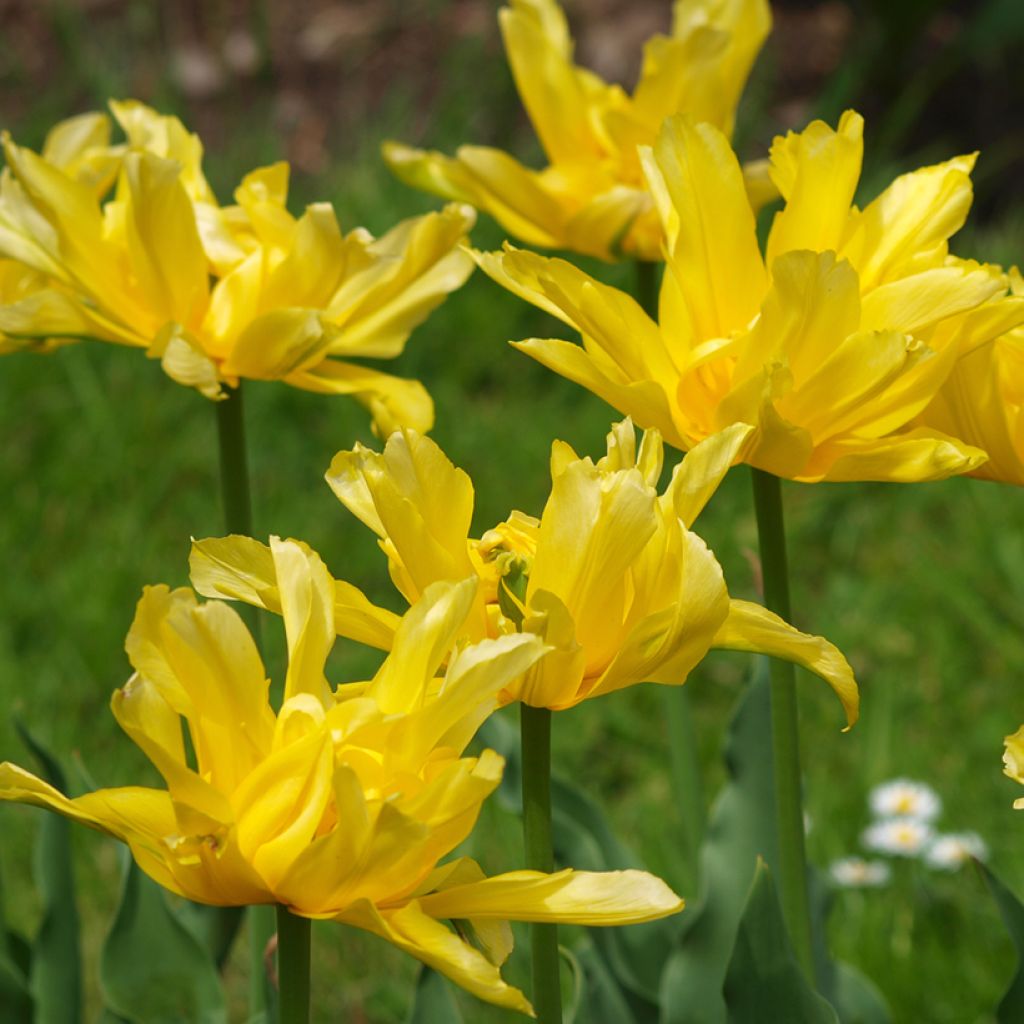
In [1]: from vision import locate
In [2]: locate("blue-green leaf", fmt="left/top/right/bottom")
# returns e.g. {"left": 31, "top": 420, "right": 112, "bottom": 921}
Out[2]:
{"left": 978, "top": 860, "right": 1024, "bottom": 1021}
{"left": 99, "top": 857, "right": 226, "bottom": 1024}
{"left": 15, "top": 720, "right": 82, "bottom": 1024}
{"left": 659, "top": 661, "right": 778, "bottom": 1024}
{"left": 723, "top": 860, "right": 838, "bottom": 1024}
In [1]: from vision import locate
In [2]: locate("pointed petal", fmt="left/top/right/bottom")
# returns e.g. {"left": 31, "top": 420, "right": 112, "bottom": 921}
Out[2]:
{"left": 712, "top": 599, "right": 858, "bottom": 727}
{"left": 286, "top": 358, "right": 434, "bottom": 435}
{"left": 190, "top": 535, "right": 399, "bottom": 650}
{"left": 417, "top": 867, "right": 683, "bottom": 925}
{"left": 808, "top": 427, "right": 987, "bottom": 483}
{"left": 337, "top": 899, "right": 534, "bottom": 1014}
{"left": 271, "top": 537, "right": 335, "bottom": 705}
{"left": 765, "top": 110, "right": 863, "bottom": 265}
{"left": 665, "top": 423, "right": 755, "bottom": 527}
{"left": 643, "top": 116, "right": 766, "bottom": 340}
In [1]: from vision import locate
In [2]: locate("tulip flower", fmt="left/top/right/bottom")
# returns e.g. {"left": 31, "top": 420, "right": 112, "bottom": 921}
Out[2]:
{"left": 0, "top": 100, "right": 477, "bottom": 433}
{"left": 384, "top": 0, "right": 773, "bottom": 261}
{"left": 191, "top": 420, "right": 858, "bottom": 725}
{"left": 0, "top": 538, "right": 683, "bottom": 1014}
{"left": 480, "top": 111, "right": 1024, "bottom": 481}
{"left": 917, "top": 269, "right": 1024, "bottom": 485}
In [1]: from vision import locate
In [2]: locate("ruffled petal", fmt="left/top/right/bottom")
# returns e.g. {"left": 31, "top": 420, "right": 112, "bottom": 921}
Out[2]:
{"left": 711, "top": 599, "right": 859, "bottom": 728}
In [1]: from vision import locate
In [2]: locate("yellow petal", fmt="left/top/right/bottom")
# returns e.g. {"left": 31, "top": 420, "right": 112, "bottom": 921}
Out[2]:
{"left": 417, "top": 867, "right": 683, "bottom": 925}
{"left": 233, "top": 722, "right": 334, "bottom": 888}
{"left": 809, "top": 427, "right": 987, "bottom": 483}
{"left": 286, "top": 358, "right": 434, "bottom": 435}
{"left": 124, "top": 585, "right": 274, "bottom": 788}
{"left": 222, "top": 307, "right": 336, "bottom": 380}
{"left": 712, "top": 599, "right": 858, "bottom": 728}
{"left": 120, "top": 151, "right": 209, "bottom": 328}
{"left": 664, "top": 422, "right": 755, "bottom": 527}
{"left": 367, "top": 578, "right": 479, "bottom": 716}
{"left": 326, "top": 430, "right": 477, "bottom": 605}
{"left": 189, "top": 534, "right": 399, "bottom": 650}
{"left": 588, "top": 527, "right": 729, "bottom": 702}
{"left": 499, "top": 0, "right": 604, "bottom": 166}
{"left": 765, "top": 110, "right": 863, "bottom": 265}
{"left": 337, "top": 899, "right": 534, "bottom": 1014}
{"left": 270, "top": 537, "right": 335, "bottom": 705}
{"left": 642, "top": 116, "right": 766, "bottom": 340}
{"left": 1004, "top": 726, "right": 1024, "bottom": 789}
{"left": 325, "top": 204, "right": 476, "bottom": 358}
{"left": 841, "top": 153, "right": 977, "bottom": 290}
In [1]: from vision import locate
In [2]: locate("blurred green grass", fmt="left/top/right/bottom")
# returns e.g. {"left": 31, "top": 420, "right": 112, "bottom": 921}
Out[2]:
{"left": 2, "top": 2, "right": 1024, "bottom": 1021}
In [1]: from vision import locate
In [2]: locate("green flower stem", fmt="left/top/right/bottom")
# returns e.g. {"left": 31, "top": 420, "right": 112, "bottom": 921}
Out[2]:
{"left": 214, "top": 382, "right": 273, "bottom": 1010}
{"left": 635, "top": 258, "right": 706, "bottom": 887}
{"left": 520, "top": 704, "right": 563, "bottom": 1023}
{"left": 749, "top": 467, "right": 814, "bottom": 980}
{"left": 276, "top": 906, "right": 312, "bottom": 1024}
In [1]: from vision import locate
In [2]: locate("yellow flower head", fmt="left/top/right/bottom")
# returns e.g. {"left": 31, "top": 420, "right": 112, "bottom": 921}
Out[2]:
{"left": 0, "top": 538, "right": 682, "bottom": 1014}
{"left": 0, "top": 101, "right": 477, "bottom": 434}
{"left": 192, "top": 421, "right": 858, "bottom": 724}
{"left": 480, "top": 111, "right": 1024, "bottom": 482}
{"left": 917, "top": 268, "right": 1024, "bottom": 486}
{"left": 384, "top": 0, "right": 772, "bottom": 261}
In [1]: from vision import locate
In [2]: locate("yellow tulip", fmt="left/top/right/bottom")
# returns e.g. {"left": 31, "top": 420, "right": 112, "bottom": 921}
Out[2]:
{"left": 0, "top": 101, "right": 477, "bottom": 434}
{"left": 191, "top": 421, "right": 858, "bottom": 724}
{"left": 917, "top": 268, "right": 1024, "bottom": 485}
{"left": 0, "top": 538, "right": 682, "bottom": 1014}
{"left": 384, "top": 0, "right": 773, "bottom": 261}
{"left": 479, "top": 111, "right": 1024, "bottom": 481}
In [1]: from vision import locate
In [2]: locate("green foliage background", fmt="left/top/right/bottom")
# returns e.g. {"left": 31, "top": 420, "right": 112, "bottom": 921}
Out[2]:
{"left": 1, "top": 1, "right": 1023, "bottom": 1020}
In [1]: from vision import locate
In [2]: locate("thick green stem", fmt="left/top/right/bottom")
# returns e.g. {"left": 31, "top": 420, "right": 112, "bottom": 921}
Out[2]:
{"left": 749, "top": 467, "right": 814, "bottom": 980}
{"left": 214, "top": 382, "right": 272, "bottom": 1008}
{"left": 520, "top": 705, "right": 562, "bottom": 1023}
{"left": 635, "top": 258, "right": 706, "bottom": 886}
{"left": 276, "top": 906, "right": 311, "bottom": 1024}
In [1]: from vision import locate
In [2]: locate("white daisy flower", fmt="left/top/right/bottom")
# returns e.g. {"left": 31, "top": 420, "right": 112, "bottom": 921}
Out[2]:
{"left": 862, "top": 817, "right": 935, "bottom": 857}
{"left": 869, "top": 778, "right": 941, "bottom": 822}
{"left": 925, "top": 832, "right": 988, "bottom": 871}
{"left": 829, "top": 856, "right": 891, "bottom": 888}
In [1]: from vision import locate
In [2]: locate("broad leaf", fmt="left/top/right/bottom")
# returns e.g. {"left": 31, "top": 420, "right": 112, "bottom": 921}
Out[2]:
{"left": 660, "top": 661, "right": 778, "bottom": 1024}
{"left": 979, "top": 860, "right": 1024, "bottom": 1022}
{"left": 722, "top": 860, "right": 838, "bottom": 1023}
{"left": 99, "top": 858, "right": 226, "bottom": 1024}
{"left": 16, "top": 721, "right": 82, "bottom": 1024}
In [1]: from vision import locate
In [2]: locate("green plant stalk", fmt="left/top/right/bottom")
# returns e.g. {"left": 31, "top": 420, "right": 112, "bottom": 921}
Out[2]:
{"left": 215, "top": 382, "right": 273, "bottom": 1009}
{"left": 276, "top": 906, "right": 311, "bottom": 1024}
{"left": 749, "top": 467, "right": 814, "bottom": 981}
{"left": 520, "top": 704, "right": 562, "bottom": 1023}
{"left": 635, "top": 258, "right": 706, "bottom": 888}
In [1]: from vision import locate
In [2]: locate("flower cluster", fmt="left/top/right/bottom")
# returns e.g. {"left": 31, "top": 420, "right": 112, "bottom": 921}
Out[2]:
{"left": 829, "top": 778, "right": 987, "bottom": 887}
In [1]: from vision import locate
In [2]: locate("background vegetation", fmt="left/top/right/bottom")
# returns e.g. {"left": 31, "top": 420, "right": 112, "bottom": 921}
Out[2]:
{"left": 1, "top": 1, "right": 1023, "bottom": 1020}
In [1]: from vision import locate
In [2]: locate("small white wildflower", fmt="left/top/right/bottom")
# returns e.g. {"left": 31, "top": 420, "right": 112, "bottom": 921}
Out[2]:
{"left": 829, "top": 856, "right": 891, "bottom": 888}
{"left": 869, "top": 778, "right": 941, "bottom": 822}
{"left": 862, "top": 817, "right": 934, "bottom": 857}
{"left": 925, "top": 832, "right": 988, "bottom": 871}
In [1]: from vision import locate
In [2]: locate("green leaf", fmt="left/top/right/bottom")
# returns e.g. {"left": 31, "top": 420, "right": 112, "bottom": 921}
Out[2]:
{"left": 0, "top": 857, "right": 33, "bottom": 1021}
{"left": 660, "top": 661, "right": 778, "bottom": 1024}
{"left": 722, "top": 860, "right": 838, "bottom": 1024}
{"left": 573, "top": 941, "right": 643, "bottom": 1024}
{"left": 978, "top": 860, "right": 1024, "bottom": 1021}
{"left": 406, "top": 966, "right": 464, "bottom": 1024}
{"left": 99, "top": 857, "right": 227, "bottom": 1024}
{"left": 15, "top": 720, "right": 83, "bottom": 1024}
